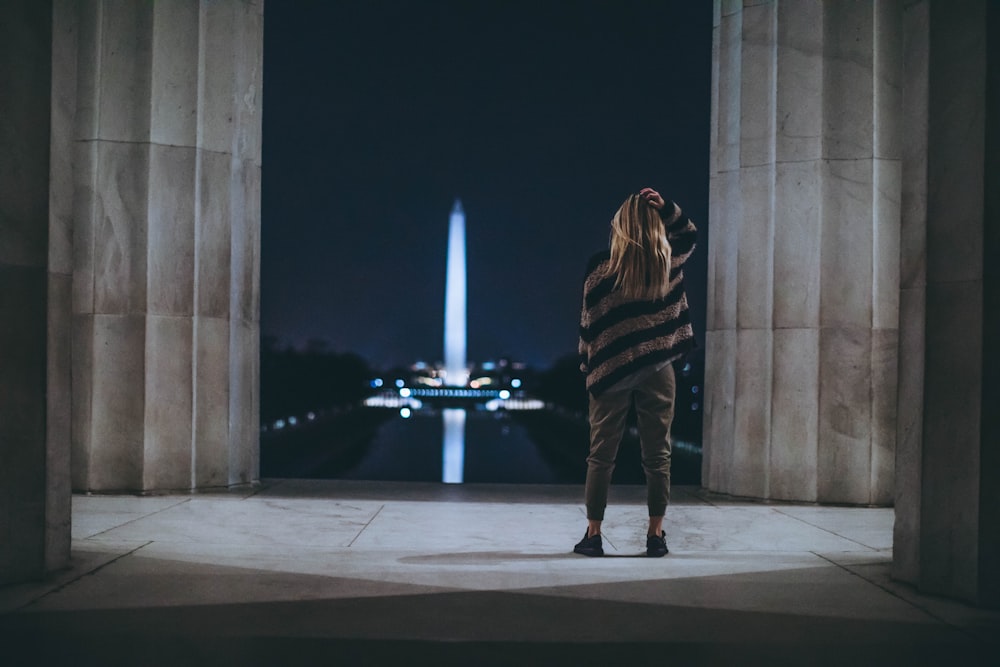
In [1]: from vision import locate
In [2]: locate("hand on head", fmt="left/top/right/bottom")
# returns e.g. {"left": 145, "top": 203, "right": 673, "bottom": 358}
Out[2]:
{"left": 639, "top": 187, "right": 665, "bottom": 210}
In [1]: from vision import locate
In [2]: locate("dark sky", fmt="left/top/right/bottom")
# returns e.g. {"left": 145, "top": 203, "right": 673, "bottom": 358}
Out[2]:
{"left": 261, "top": 0, "right": 713, "bottom": 370}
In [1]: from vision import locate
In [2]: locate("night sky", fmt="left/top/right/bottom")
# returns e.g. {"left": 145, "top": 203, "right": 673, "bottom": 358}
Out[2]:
{"left": 261, "top": 0, "right": 713, "bottom": 371}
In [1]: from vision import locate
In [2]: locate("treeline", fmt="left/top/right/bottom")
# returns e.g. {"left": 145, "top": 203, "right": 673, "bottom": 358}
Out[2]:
{"left": 260, "top": 337, "right": 373, "bottom": 425}
{"left": 531, "top": 350, "right": 704, "bottom": 444}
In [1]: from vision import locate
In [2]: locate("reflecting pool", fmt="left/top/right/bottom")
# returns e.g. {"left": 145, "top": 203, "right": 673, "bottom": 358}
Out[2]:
{"left": 261, "top": 405, "right": 702, "bottom": 486}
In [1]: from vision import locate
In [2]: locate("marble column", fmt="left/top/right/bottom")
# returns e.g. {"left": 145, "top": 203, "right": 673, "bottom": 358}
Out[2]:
{"left": 0, "top": 0, "right": 71, "bottom": 583}
{"left": 704, "top": 0, "right": 902, "bottom": 504}
{"left": 893, "top": 0, "right": 999, "bottom": 608}
{"left": 69, "top": 0, "right": 263, "bottom": 492}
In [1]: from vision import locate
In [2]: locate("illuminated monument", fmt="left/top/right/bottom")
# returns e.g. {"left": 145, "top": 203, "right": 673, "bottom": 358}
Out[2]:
{"left": 443, "top": 200, "right": 467, "bottom": 483}
{"left": 444, "top": 199, "right": 468, "bottom": 387}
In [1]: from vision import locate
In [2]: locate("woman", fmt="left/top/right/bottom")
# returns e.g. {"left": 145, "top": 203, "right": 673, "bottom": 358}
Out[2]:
{"left": 574, "top": 187, "right": 697, "bottom": 557}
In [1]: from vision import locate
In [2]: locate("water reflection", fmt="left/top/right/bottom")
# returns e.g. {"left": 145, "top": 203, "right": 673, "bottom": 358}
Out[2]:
{"left": 261, "top": 402, "right": 702, "bottom": 486}
{"left": 442, "top": 408, "right": 465, "bottom": 484}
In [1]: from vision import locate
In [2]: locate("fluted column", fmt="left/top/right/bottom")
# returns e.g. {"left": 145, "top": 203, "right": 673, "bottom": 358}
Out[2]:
{"left": 70, "top": 0, "right": 262, "bottom": 492}
{"left": 893, "top": 0, "right": 999, "bottom": 608}
{"left": 704, "top": 0, "right": 902, "bottom": 504}
{"left": 0, "top": 0, "right": 72, "bottom": 583}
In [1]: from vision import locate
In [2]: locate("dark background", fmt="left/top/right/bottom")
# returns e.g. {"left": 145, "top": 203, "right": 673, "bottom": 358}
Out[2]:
{"left": 261, "top": 0, "right": 713, "bottom": 372}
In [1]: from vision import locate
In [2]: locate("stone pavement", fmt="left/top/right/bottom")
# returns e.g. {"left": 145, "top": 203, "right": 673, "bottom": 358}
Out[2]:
{"left": 1, "top": 480, "right": 997, "bottom": 666}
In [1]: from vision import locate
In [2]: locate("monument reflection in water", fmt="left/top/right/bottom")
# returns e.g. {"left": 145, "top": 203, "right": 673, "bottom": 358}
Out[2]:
{"left": 443, "top": 199, "right": 469, "bottom": 484}
{"left": 365, "top": 200, "right": 546, "bottom": 483}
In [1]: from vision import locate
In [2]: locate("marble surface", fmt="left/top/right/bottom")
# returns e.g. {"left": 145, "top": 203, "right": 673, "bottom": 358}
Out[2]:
{"left": 143, "top": 315, "right": 195, "bottom": 490}
{"left": 772, "top": 160, "right": 821, "bottom": 327}
{"left": 195, "top": 151, "right": 233, "bottom": 319}
{"left": 731, "top": 328, "right": 772, "bottom": 498}
{"left": 739, "top": 1, "right": 776, "bottom": 167}
{"left": 93, "top": 1, "right": 153, "bottom": 144}
{"left": 66, "top": 0, "right": 263, "bottom": 492}
{"left": 769, "top": 328, "right": 819, "bottom": 501}
{"left": 2, "top": 480, "right": 997, "bottom": 664}
{"left": 91, "top": 141, "right": 150, "bottom": 315}
{"left": 149, "top": 0, "right": 199, "bottom": 148}
{"left": 194, "top": 316, "right": 231, "bottom": 487}
{"left": 736, "top": 164, "right": 774, "bottom": 329}
{"left": 775, "top": 0, "right": 823, "bottom": 163}
{"left": 0, "top": 0, "right": 71, "bottom": 582}
{"left": 146, "top": 144, "right": 196, "bottom": 317}
{"left": 821, "top": 1, "right": 875, "bottom": 160}
{"left": 706, "top": 1, "right": 906, "bottom": 506}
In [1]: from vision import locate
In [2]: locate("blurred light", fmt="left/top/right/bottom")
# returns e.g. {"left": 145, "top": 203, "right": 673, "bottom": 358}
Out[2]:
{"left": 691, "top": 403, "right": 700, "bottom": 411}
{"left": 400, "top": 407, "right": 412, "bottom": 419}
{"left": 395, "top": 379, "right": 405, "bottom": 388}
{"left": 399, "top": 387, "right": 412, "bottom": 398}
{"left": 485, "top": 399, "right": 500, "bottom": 411}
{"left": 498, "top": 389, "right": 511, "bottom": 400}
{"left": 691, "top": 386, "right": 699, "bottom": 394}
{"left": 683, "top": 363, "right": 691, "bottom": 372}
{"left": 482, "top": 361, "right": 496, "bottom": 371}
{"left": 307, "top": 412, "right": 316, "bottom": 421}
{"left": 288, "top": 416, "right": 298, "bottom": 426}
{"left": 274, "top": 419, "right": 286, "bottom": 430}
{"left": 370, "top": 378, "right": 384, "bottom": 388}
{"left": 470, "top": 380, "right": 480, "bottom": 388}
{"left": 511, "top": 378, "right": 522, "bottom": 388}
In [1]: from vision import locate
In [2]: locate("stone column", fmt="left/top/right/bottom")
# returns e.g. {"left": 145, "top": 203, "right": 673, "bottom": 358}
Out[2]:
{"left": 893, "top": 0, "right": 999, "bottom": 608}
{"left": 703, "top": 0, "right": 901, "bottom": 504}
{"left": 70, "top": 0, "right": 263, "bottom": 492}
{"left": 0, "top": 0, "right": 71, "bottom": 583}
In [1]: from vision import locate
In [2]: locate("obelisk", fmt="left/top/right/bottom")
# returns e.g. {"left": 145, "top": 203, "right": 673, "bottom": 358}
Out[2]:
{"left": 444, "top": 199, "right": 467, "bottom": 387}
{"left": 442, "top": 200, "right": 468, "bottom": 483}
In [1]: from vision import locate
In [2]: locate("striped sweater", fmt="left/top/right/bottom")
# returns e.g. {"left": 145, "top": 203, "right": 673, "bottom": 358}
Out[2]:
{"left": 578, "top": 203, "right": 698, "bottom": 397}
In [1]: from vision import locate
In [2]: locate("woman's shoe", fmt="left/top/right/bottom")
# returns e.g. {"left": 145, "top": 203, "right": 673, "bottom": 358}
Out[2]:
{"left": 573, "top": 531, "right": 604, "bottom": 557}
{"left": 646, "top": 531, "right": 669, "bottom": 557}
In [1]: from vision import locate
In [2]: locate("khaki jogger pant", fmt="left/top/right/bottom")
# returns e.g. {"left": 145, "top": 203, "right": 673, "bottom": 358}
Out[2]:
{"left": 584, "top": 364, "right": 676, "bottom": 521}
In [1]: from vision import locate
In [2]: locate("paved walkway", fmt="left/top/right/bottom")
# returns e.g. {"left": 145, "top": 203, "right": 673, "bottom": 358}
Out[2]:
{"left": 1, "top": 480, "right": 997, "bottom": 665}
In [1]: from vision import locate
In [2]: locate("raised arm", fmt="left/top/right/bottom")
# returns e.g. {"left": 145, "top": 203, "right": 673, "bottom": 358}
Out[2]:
{"left": 662, "top": 203, "right": 697, "bottom": 268}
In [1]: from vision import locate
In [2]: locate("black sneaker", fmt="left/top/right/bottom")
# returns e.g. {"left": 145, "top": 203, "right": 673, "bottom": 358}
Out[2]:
{"left": 574, "top": 531, "right": 604, "bottom": 557}
{"left": 646, "top": 531, "right": 669, "bottom": 557}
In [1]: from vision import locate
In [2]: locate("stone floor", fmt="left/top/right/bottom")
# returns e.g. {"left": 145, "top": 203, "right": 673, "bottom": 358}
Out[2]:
{"left": 1, "top": 479, "right": 997, "bottom": 666}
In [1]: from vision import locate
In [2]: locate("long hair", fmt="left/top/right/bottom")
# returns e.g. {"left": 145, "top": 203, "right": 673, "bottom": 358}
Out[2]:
{"left": 607, "top": 193, "right": 672, "bottom": 300}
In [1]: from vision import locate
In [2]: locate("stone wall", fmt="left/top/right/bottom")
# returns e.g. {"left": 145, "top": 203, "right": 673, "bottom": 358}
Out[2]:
{"left": 65, "top": 0, "right": 263, "bottom": 492}
{"left": 703, "top": 0, "right": 901, "bottom": 504}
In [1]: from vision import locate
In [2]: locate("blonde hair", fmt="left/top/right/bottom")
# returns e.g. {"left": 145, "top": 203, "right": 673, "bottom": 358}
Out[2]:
{"left": 607, "top": 193, "right": 672, "bottom": 300}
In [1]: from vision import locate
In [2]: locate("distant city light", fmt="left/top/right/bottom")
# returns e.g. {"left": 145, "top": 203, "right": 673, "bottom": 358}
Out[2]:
{"left": 510, "top": 378, "right": 522, "bottom": 388}
{"left": 692, "top": 403, "right": 700, "bottom": 411}
{"left": 371, "top": 378, "right": 383, "bottom": 388}
{"left": 400, "top": 407, "right": 412, "bottom": 419}
{"left": 498, "top": 389, "right": 511, "bottom": 400}
{"left": 274, "top": 419, "right": 286, "bottom": 430}
{"left": 399, "top": 387, "right": 412, "bottom": 398}
{"left": 395, "top": 379, "right": 405, "bottom": 388}
{"left": 482, "top": 361, "right": 496, "bottom": 371}
{"left": 307, "top": 411, "right": 316, "bottom": 421}
{"left": 692, "top": 386, "right": 699, "bottom": 394}
{"left": 288, "top": 416, "right": 298, "bottom": 426}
